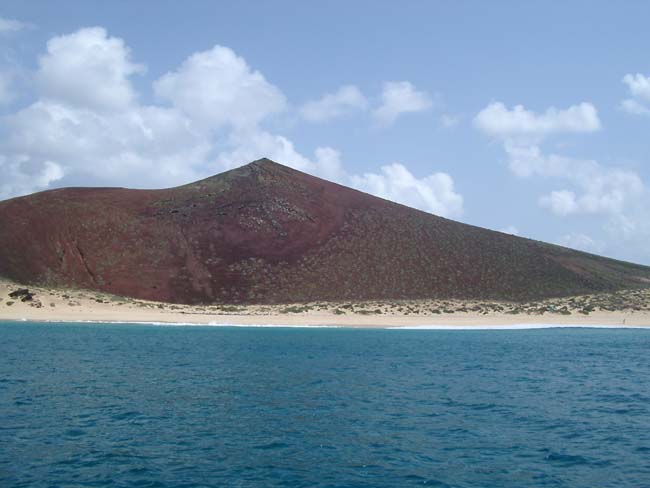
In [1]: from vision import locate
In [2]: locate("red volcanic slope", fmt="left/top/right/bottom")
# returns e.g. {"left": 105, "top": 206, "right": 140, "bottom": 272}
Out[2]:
{"left": 0, "top": 158, "right": 649, "bottom": 304}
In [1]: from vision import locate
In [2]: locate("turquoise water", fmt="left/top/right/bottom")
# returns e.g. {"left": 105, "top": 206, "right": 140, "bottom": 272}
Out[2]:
{"left": 1, "top": 322, "right": 650, "bottom": 487}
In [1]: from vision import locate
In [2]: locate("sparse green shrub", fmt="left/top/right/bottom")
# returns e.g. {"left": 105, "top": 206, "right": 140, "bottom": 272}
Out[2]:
{"left": 281, "top": 305, "right": 310, "bottom": 314}
{"left": 218, "top": 305, "right": 243, "bottom": 313}
{"left": 355, "top": 310, "right": 374, "bottom": 315}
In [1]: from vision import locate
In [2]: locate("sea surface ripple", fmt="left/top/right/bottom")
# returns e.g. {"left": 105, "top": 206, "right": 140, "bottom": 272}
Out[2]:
{"left": 1, "top": 322, "right": 649, "bottom": 487}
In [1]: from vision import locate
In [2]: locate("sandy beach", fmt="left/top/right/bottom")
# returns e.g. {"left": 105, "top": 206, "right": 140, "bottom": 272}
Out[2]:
{"left": 1, "top": 278, "right": 649, "bottom": 328}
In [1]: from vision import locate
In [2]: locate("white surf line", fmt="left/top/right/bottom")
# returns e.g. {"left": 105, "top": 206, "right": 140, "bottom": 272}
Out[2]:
{"left": 387, "top": 323, "right": 650, "bottom": 330}
{"left": 6, "top": 318, "right": 343, "bottom": 328}
{"left": 4, "top": 318, "right": 650, "bottom": 329}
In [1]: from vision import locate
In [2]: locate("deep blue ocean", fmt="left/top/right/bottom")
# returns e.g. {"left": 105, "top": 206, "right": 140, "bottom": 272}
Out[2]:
{"left": 1, "top": 322, "right": 650, "bottom": 487}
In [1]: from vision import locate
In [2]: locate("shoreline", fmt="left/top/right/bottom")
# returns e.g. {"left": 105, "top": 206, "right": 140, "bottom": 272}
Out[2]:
{"left": 2, "top": 317, "right": 650, "bottom": 330}
{"left": 2, "top": 278, "right": 650, "bottom": 329}
{"left": 3, "top": 300, "right": 649, "bottom": 329}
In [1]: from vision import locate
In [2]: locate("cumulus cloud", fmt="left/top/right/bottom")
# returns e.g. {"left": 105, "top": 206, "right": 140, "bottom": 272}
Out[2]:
{"left": 474, "top": 101, "right": 644, "bottom": 219}
{"left": 372, "top": 81, "right": 432, "bottom": 126}
{"left": 537, "top": 164, "right": 643, "bottom": 216}
{"left": 154, "top": 45, "right": 286, "bottom": 129}
{"left": 621, "top": 98, "right": 650, "bottom": 115}
{"left": 505, "top": 144, "right": 645, "bottom": 216}
{"left": 474, "top": 102, "right": 600, "bottom": 139}
{"left": 300, "top": 85, "right": 367, "bottom": 122}
{"left": 350, "top": 164, "right": 463, "bottom": 218}
{"left": 501, "top": 141, "right": 644, "bottom": 216}
{"left": 37, "top": 27, "right": 145, "bottom": 112}
{"left": 501, "top": 141, "right": 644, "bottom": 217}
{"left": 623, "top": 73, "right": 650, "bottom": 102}
{"left": 0, "top": 16, "right": 28, "bottom": 34}
{"left": 0, "top": 155, "right": 64, "bottom": 200}
{"left": 539, "top": 190, "right": 577, "bottom": 216}
{"left": 0, "top": 28, "right": 214, "bottom": 198}
{"left": 2, "top": 99, "right": 213, "bottom": 195}
{"left": 473, "top": 99, "right": 650, "bottom": 262}
{"left": 0, "top": 27, "right": 463, "bottom": 218}
{"left": 621, "top": 73, "right": 650, "bottom": 115}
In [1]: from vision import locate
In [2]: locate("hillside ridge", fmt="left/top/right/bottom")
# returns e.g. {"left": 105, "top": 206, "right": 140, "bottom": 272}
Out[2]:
{"left": 0, "top": 158, "right": 648, "bottom": 304}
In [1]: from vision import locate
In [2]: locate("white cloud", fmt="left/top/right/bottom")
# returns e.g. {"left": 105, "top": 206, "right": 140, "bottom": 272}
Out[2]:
{"left": 300, "top": 85, "right": 367, "bottom": 122}
{"left": 474, "top": 99, "right": 650, "bottom": 262}
{"left": 350, "top": 163, "right": 463, "bottom": 218}
{"left": 621, "top": 73, "right": 650, "bottom": 115}
{"left": 0, "top": 27, "right": 463, "bottom": 218}
{"left": 539, "top": 190, "right": 577, "bottom": 216}
{"left": 0, "top": 29, "right": 213, "bottom": 198}
{"left": 602, "top": 203, "right": 650, "bottom": 264}
{"left": 621, "top": 98, "right": 650, "bottom": 115}
{"left": 154, "top": 45, "right": 286, "bottom": 129}
{"left": 475, "top": 101, "right": 643, "bottom": 218}
{"left": 623, "top": 73, "right": 650, "bottom": 102}
{"left": 502, "top": 142, "right": 644, "bottom": 216}
{"left": 36, "top": 160, "right": 65, "bottom": 187}
{"left": 372, "top": 81, "right": 432, "bottom": 126}
{"left": 0, "top": 155, "right": 64, "bottom": 200}
{"left": 37, "top": 27, "right": 144, "bottom": 112}
{"left": 539, "top": 168, "right": 643, "bottom": 216}
{"left": 0, "top": 16, "right": 27, "bottom": 34}
{"left": 474, "top": 102, "right": 600, "bottom": 139}
{"left": 503, "top": 141, "right": 554, "bottom": 178}
{"left": 1, "top": 99, "right": 213, "bottom": 198}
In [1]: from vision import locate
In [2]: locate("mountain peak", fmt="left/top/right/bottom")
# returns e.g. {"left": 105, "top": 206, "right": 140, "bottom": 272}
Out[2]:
{"left": 249, "top": 157, "right": 280, "bottom": 167}
{"left": 182, "top": 158, "right": 294, "bottom": 190}
{"left": 238, "top": 157, "right": 292, "bottom": 176}
{"left": 218, "top": 157, "right": 305, "bottom": 183}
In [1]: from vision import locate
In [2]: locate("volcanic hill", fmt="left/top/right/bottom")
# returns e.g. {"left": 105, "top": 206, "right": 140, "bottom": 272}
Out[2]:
{"left": 0, "top": 158, "right": 649, "bottom": 304}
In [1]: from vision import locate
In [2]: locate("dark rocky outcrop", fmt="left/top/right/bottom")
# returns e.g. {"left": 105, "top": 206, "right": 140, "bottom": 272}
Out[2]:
{"left": 8, "top": 288, "right": 33, "bottom": 301}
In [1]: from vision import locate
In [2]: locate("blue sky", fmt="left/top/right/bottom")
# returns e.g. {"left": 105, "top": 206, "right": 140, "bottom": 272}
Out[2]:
{"left": 1, "top": 1, "right": 649, "bottom": 264}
